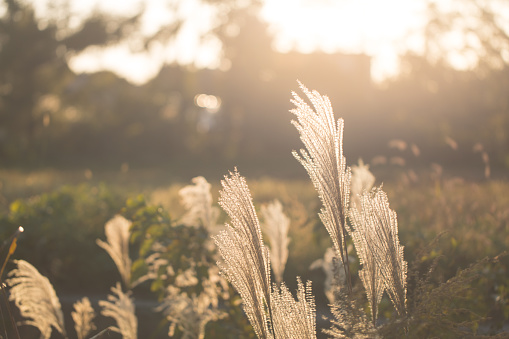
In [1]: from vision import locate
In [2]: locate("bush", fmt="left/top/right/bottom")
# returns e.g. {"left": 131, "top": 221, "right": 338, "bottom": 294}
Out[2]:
{"left": 0, "top": 183, "right": 125, "bottom": 292}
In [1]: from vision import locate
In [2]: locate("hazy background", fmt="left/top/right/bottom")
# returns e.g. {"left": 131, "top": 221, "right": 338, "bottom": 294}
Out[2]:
{"left": 1, "top": 0, "right": 508, "bottom": 181}
{"left": 2, "top": 2, "right": 509, "bottom": 336}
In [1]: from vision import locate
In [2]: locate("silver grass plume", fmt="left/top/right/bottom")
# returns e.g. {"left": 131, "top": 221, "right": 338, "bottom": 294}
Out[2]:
{"left": 270, "top": 277, "right": 316, "bottom": 339}
{"left": 158, "top": 284, "right": 227, "bottom": 339}
{"left": 215, "top": 170, "right": 318, "bottom": 339}
{"left": 261, "top": 200, "right": 290, "bottom": 285}
{"left": 323, "top": 289, "right": 377, "bottom": 339}
{"left": 129, "top": 242, "right": 174, "bottom": 287}
{"left": 349, "top": 232, "right": 383, "bottom": 325}
{"left": 179, "top": 176, "right": 221, "bottom": 234}
{"left": 350, "top": 159, "right": 375, "bottom": 212}
{"left": 349, "top": 159, "right": 378, "bottom": 324}
{"left": 72, "top": 297, "right": 96, "bottom": 339}
{"left": 6, "top": 259, "right": 67, "bottom": 339}
{"left": 214, "top": 169, "right": 273, "bottom": 339}
{"left": 290, "top": 83, "right": 352, "bottom": 291}
{"left": 144, "top": 243, "right": 227, "bottom": 338}
{"left": 99, "top": 282, "right": 137, "bottom": 339}
{"left": 349, "top": 187, "right": 407, "bottom": 319}
{"left": 309, "top": 247, "right": 345, "bottom": 304}
{"left": 96, "top": 215, "right": 132, "bottom": 288}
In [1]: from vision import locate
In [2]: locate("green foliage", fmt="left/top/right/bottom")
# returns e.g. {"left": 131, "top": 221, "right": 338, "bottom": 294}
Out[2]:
{"left": 0, "top": 0, "right": 143, "bottom": 165}
{"left": 0, "top": 183, "right": 125, "bottom": 292}
{"left": 121, "top": 195, "right": 213, "bottom": 298}
{"left": 120, "top": 194, "right": 255, "bottom": 338}
{"left": 384, "top": 179, "right": 509, "bottom": 332}
{"left": 205, "top": 291, "right": 257, "bottom": 339}
{"left": 378, "top": 251, "right": 508, "bottom": 338}
{"left": 1, "top": 169, "right": 508, "bottom": 337}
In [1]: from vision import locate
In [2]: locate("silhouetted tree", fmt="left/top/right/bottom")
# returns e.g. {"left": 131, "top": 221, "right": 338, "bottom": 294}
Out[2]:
{"left": 0, "top": 0, "right": 142, "bottom": 165}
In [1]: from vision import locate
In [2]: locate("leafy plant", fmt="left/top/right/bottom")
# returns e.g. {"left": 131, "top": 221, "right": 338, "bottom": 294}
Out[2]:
{"left": 116, "top": 182, "right": 252, "bottom": 338}
{"left": 0, "top": 183, "right": 125, "bottom": 292}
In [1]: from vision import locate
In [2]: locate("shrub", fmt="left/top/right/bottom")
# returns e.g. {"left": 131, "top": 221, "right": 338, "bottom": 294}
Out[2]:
{"left": 0, "top": 183, "right": 125, "bottom": 292}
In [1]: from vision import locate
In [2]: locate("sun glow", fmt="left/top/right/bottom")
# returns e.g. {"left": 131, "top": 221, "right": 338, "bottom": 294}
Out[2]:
{"left": 28, "top": 0, "right": 428, "bottom": 83}
{"left": 260, "top": 0, "right": 427, "bottom": 81}
{"left": 66, "top": 0, "right": 223, "bottom": 84}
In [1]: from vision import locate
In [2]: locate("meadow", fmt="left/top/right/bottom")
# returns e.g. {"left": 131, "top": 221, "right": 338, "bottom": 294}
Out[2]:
{"left": 0, "top": 155, "right": 508, "bottom": 338}
{"left": 1, "top": 0, "right": 508, "bottom": 336}
{"left": 1, "top": 86, "right": 508, "bottom": 338}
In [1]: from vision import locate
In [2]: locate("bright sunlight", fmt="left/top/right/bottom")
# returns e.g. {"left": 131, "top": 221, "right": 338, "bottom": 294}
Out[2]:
{"left": 29, "top": 0, "right": 427, "bottom": 83}
{"left": 261, "top": 0, "right": 427, "bottom": 79}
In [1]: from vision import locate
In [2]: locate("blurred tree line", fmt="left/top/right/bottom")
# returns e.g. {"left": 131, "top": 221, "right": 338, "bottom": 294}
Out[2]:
{"left": 0, "top": 0, "right": 508, "bottom": 178}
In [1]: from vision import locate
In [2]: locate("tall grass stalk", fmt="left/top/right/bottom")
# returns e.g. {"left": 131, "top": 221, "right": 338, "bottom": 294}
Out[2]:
{"left": 349, "top": 187, "right": 408, "bottom": 323}
{"left": 0, "top": 226, "right": 23, "bottom": 339}
{"left": 96, "top": 215, "right": 133, "bottom": 288}
{"left": 179, "top": 176, "right": 220, "bottom": 234}
{"left": 214, "top": 169, "right": 316, "bottom": 339}
{"left": 1, "top": 283, "right": 21, "bottom": 339}
{"left": 260, "top": 200, "right": 290, "bottom": 285}
{"left": 214, "top": 169, "right": 272, "bottom": 338}
{"left": 72, "top": 297, "right": 96, "bottom": 339}
{"left": 290, "top": 82, "right": 353, "bottom": 292}
{"left": 0, "top": 226, "right": 23, "bottom": 281}
{"left": 98, "top": 282, "right": 137, "bottom": 339}
{"left": 6, "top": 259, "right": 67, "bottom": 339}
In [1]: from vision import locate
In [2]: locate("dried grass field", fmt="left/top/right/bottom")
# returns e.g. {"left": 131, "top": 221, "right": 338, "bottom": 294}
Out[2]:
{"left": 1, "top": 86, "right": 508, "bottom": 338}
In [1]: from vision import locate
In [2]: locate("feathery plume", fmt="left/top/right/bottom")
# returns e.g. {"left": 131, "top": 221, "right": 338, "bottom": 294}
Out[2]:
{"left": 349, "top": 160, "right": 379, "bottom": 324}
{"left": 309, "top": 247, "right": 345, "bottom": 304}
{"left": 270, "top": 277, "right": 316, "bottom": 339}
{"left": 214, "top": 169, "right": 272, "bottom": 339}
{"left": 158, "top": 284, "right": 226, "bottom": 339}
{"left": 349, "top": 226, "right": 383, "bottom": 326}
{"left": 72, "top": 297, "right": 96, "bottom": 339}
{"left": 215, "top": 169, "right": 319, "bottom": 339}
{"left": 290, "top": 82, "right": 352, "bottom": 291}
{"left": 97, "top": 215, "right": 132, "bottom": 288}
{"left": 324, "top": 289, "right": 377, "bottom": 338}
{"left": 349, "top": 187, "right": 407, "bottom": 318}
{"left": 179, "top": 176, "right": 221, "bottom": 234}
{"left": 99, "top": 282, "right": 137, "bottom": 339}
{"left": 260, "top": 200, "right": 290, "bottom": 285}
{"left": 350, "top": 159, "right": 375, "bottom": 213}
{"left": 6, "top": 259, "right": 66, "bottom": 339}
{"left": 270, "top": 278, "right": 315, "bottom": 339}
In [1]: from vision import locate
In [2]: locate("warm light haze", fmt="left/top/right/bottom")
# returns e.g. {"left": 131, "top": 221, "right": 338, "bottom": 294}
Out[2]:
{"left": 24, "top": 0, "right": 455, "bottom": 84}
{"left": 261, "top": 0, "right": 427, "bottom": 81}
